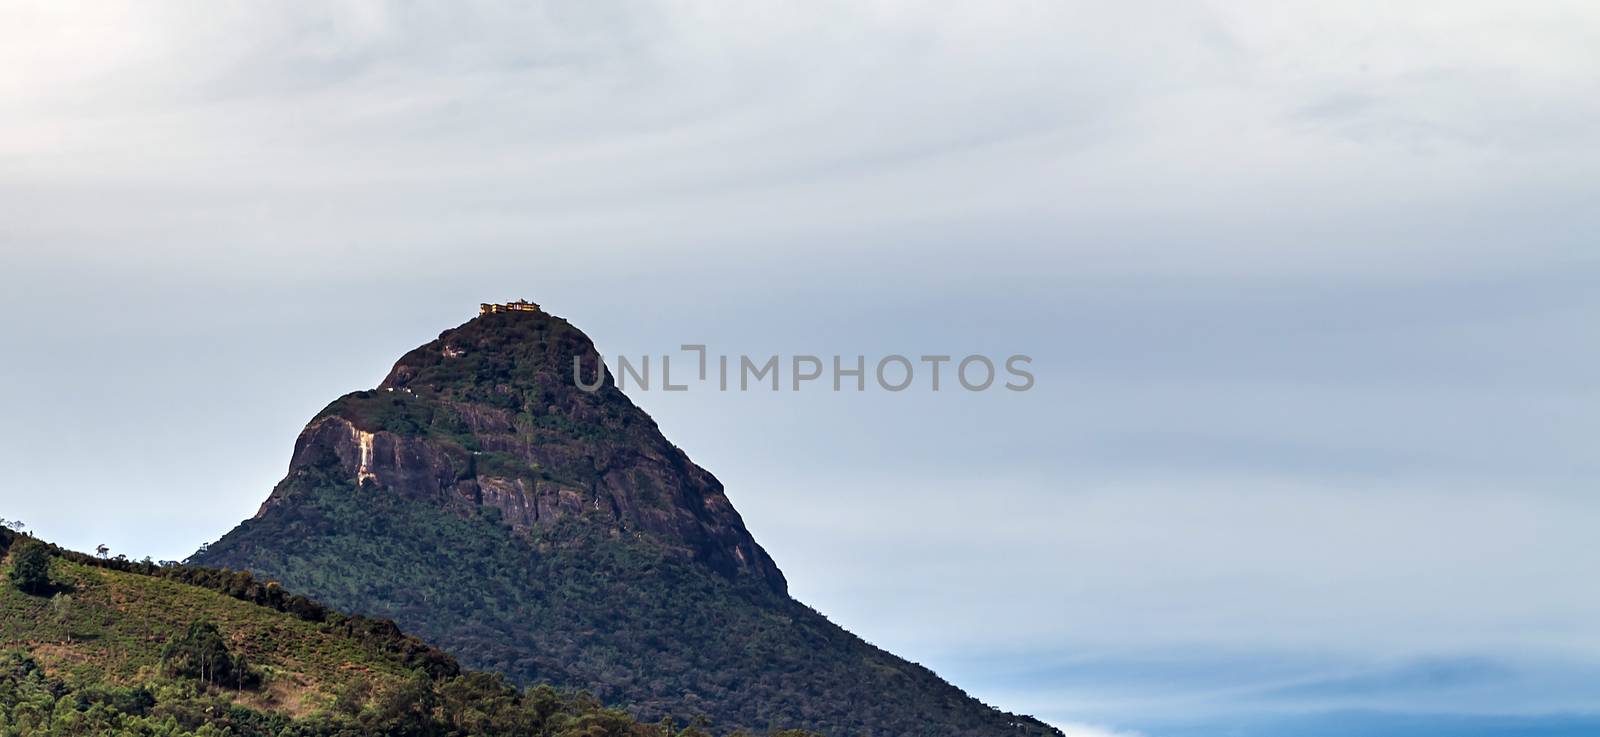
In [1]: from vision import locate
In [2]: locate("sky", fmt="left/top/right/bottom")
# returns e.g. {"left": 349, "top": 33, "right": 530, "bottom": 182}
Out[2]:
{"left": 1, "top": 2, "right": 1598, "bottom": 735}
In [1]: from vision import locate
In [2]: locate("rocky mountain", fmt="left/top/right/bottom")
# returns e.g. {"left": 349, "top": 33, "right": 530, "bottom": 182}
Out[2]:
{"left": 193, "top": 305, "right": 1060, "bottom": 737}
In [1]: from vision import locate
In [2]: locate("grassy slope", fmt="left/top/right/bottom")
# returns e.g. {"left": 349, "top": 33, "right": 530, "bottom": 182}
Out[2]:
{"left": 0, "top": 551, "right": 416, "bottom": 716}
{"left": 0, "top": 532, "right": 815, "bottom": 737}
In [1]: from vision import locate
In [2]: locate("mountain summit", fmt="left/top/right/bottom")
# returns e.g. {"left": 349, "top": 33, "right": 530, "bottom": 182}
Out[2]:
{"left": 196, "top": 304, "right": 1060, "bottom": 737}
{"left": 252, "top": 305, "right": 785, "bottom": 592}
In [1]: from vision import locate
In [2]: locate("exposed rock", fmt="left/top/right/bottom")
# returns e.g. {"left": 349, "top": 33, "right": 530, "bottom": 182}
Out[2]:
{"left": 253, "top": 309, "right": 786, "bottom": 592}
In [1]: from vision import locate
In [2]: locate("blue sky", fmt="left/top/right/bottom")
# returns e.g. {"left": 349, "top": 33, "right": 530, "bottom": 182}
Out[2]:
{"left": 1, "top": 3, "right": 1598, "bottom": 736}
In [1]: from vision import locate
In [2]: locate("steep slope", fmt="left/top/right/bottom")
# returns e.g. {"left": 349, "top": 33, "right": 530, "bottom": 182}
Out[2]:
{"left": 0, "top": 533, "right": 444, "bottom": 716}
{"left": 0, "top": 527, "right": 758, "bottom": 737}
{"left": 194, "top": 306, "right": 1061, "bottom": 737}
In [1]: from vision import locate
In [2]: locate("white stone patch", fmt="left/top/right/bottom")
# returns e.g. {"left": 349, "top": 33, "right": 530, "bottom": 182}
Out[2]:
{"left": 355, "top": 428, "right": 377, "bottom": 485}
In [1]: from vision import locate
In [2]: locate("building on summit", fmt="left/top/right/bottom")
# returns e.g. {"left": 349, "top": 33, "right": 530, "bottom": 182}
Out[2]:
{"left": 480, "top": 300, "right": 541, "bottom": 315}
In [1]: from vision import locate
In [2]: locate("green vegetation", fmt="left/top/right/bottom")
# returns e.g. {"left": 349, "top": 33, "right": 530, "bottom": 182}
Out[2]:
{"left": 372, "top": 312, "right": 639, "bottom": 445}
{"left": 161, "top": 621, "right": 260, "bottom": 690}
{"left": 0, "top": 647, "right": 806, "bottom": 737}
{"left": 193, "top": 310, "right": 1060, "bottom": 737}
{"left": 7, "top": 539, "right": 49, "bottom": 595}
{"left": 319, "top": 392, "right": 480, "bottom": 451}
{"left": 198, "top": 472, "right": 1062, "bottom": 737}
{"left": 2, "top": 311, "right": 1059, "bottom": 736}
{"left": 0, "top": 527, "right": 816, "bottom": 737}
{"left": 474, "top": 451, "right": 545, "bottom": 483}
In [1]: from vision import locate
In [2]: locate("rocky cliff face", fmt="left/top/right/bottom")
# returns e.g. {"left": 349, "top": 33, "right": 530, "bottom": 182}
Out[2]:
{"left": 196, "top": 306, "right": 1061, "bottom": 737}
{"left": 253, "top": 309, "right": 785, "bottom": 592}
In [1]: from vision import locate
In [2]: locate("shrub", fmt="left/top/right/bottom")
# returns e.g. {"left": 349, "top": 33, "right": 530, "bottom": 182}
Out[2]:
{"left": 7, "top": 538, "right": 50, "bottom": 595}
{"left": 161, "top": 621, "right": 260, "bottom": 690}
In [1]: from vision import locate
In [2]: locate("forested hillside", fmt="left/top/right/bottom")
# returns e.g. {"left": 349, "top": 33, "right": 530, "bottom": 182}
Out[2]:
{"left": 195, "top": 308, "right": 1062, "bottom": 737}
{"left": 0, "top": 526, "right": 816, "bottom": 737}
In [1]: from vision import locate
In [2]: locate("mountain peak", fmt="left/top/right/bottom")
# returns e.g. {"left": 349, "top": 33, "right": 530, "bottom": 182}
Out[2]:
{"left": 269, "top": 307, "right": 787, "bottom": 592}
{"left": 196, "top": 306, "right": 1062, "bottom": 737}
{"left": 380, "top": 304, "right": 595, "bottom": 393}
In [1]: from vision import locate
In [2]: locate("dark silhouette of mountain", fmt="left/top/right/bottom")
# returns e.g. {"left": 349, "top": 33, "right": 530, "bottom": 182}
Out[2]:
{"left": 194, "top": 305, "right": 1061, "bottom": 737}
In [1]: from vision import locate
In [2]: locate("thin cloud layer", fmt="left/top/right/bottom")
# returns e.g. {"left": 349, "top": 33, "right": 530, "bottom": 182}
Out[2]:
{"left": 1, "top": 2, "right": 1597, "bottom": 735}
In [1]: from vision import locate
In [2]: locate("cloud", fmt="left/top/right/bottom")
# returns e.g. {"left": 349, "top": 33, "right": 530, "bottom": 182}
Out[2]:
{"left": 750, "top": 471, "right": 1600, "bottom": 658}
{"left": 2, "top": 2, "right": 1598, "bottom": 733}
{"left": 3, "top": 1, "right": 1597, "bottom": 282}
{"left": 1053, "top": 723, "right": 1144, "bottom": 737}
